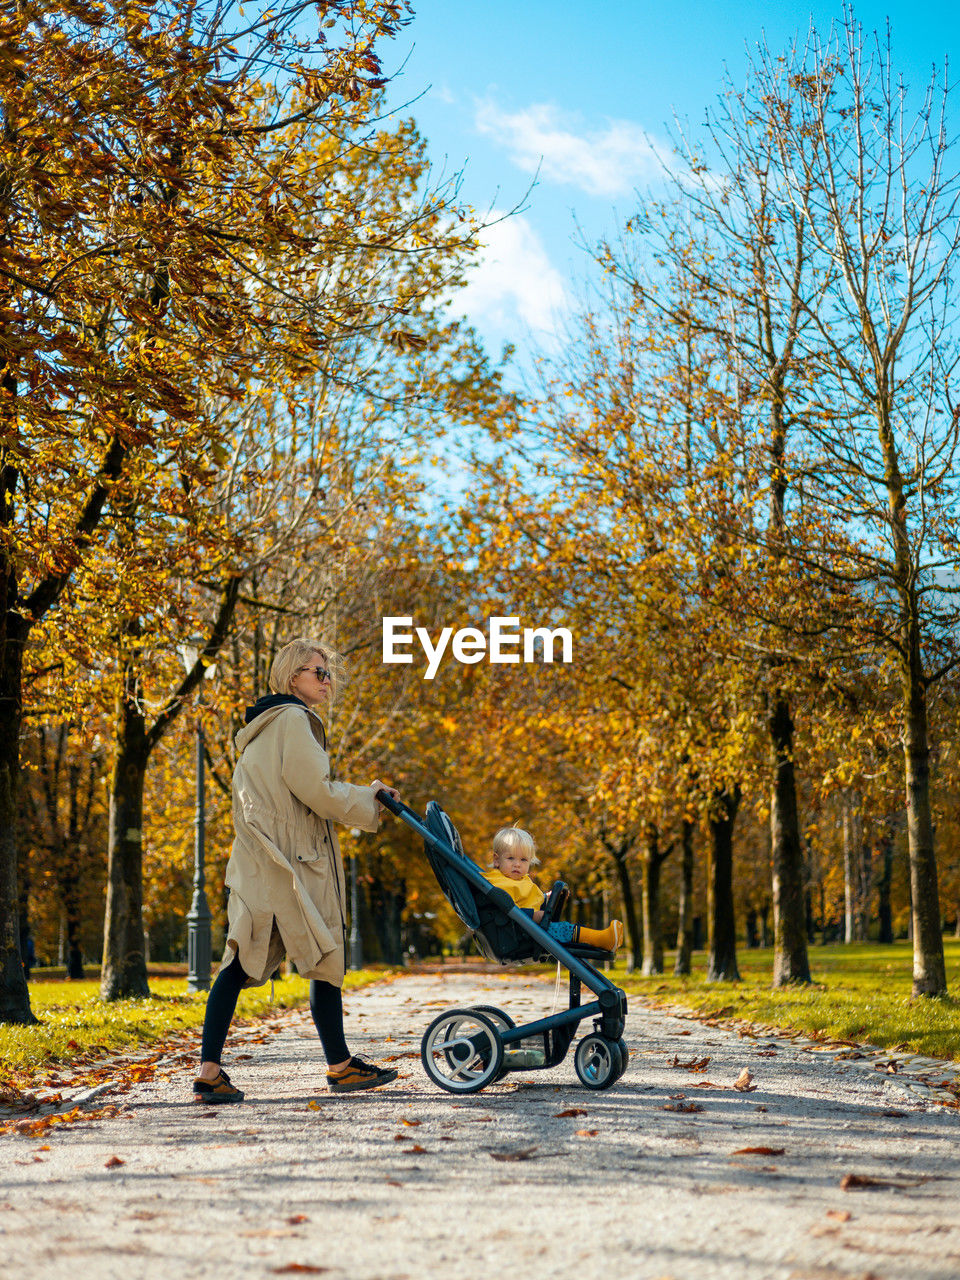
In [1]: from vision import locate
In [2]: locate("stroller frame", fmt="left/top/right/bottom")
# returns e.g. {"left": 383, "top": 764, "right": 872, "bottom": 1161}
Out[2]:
{"left": 378, "top": 792, "right": 629, "bottom": 1093}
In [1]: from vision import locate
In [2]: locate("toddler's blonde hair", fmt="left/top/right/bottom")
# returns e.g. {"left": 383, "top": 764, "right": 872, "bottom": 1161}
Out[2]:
{"left": 492, "top": 825, "right": 540, "bottom": 867}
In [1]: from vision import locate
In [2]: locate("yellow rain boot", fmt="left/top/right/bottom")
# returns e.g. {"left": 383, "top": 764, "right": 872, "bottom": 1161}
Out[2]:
{"left": 575, "top": 920, "right": 623, "bottom": 951}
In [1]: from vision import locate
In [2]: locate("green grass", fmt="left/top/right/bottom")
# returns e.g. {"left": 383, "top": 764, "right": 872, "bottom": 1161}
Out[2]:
{"left": 0, "top": 968, "right": 395, "bottom": 1086}
{"left": 615, "top": 939, "right": 960, "bottom": 1061}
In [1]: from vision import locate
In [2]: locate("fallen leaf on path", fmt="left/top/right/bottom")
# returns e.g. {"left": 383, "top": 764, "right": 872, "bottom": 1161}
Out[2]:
{"left": 841, "top": 1173, "right": 922, "bottom": 1191}
{"left": 0, "top": 1089, "right": 38, "bottom": 1112}
{"left": 270, "top": 1267, "right": 329, "bottom": 1275}
{"left": 881, "top": 1109, "right": 907, "bottom": 1118}
{"left": 402, "top": 1144, "right": 426, "bottom": 1154}
{"left": 553, "top": 1108, "right": 587, "bottom": 1117}
{"left": 732, "top": 1146, "right": 784, "bottom": 1156}
{"left": 287, "top": 1216, "right": 309, "bottom": 1225}
{"left": 733, "top": 1069, "right": 757, "bottom": 1092}
{"left": 661, "top": 1102, "right": 703, "bottom": 1114}
{"left": 671, "top": 1055, "right": 711, "bottom": 1072}
{"left": 489, "top": 1145, "right": 539, "bottom": 1162}
{"left": 575, "top": 1129, "right": 599, "bottom": 1137}
{"left": 104, "top": 1155, "right": 125, "bottom": 1168}
{"left": 826, "top": 1210, "right": 852, "bottom": 1222}
{"left": 400, "top": 1118, "right": 421, "bottom": 1126}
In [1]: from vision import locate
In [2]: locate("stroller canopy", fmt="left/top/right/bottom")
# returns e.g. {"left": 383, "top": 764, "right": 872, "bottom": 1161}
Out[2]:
{"left": 422, "top": 801, "right": 481, "bottom": 932}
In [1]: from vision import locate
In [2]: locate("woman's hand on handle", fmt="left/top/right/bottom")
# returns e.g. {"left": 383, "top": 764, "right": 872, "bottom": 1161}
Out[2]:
{"left": 370, "top": 780, "right": 400, "bottom": 814}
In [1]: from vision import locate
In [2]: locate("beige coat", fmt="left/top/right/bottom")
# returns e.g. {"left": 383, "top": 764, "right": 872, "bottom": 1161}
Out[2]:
{"left": 223, "top": 702, "right": 380, "bottom": 987}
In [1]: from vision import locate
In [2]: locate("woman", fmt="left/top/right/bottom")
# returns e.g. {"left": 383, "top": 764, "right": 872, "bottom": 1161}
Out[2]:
{"left": 193, "top": 637, "right": 401, "bottom": 1102}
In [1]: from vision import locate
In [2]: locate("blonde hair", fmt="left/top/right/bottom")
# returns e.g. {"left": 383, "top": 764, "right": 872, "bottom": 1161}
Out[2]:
{"left": 269, "top": 637, "right": 344, "bottom": 701}
{"left": 492, "top": 825, "right": 540, "bottom": 867}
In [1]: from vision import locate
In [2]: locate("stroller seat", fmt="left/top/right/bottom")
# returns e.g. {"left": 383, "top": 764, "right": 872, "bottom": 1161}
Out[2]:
{"left": 422, "top": 801, "right": 613, "bottom": 966}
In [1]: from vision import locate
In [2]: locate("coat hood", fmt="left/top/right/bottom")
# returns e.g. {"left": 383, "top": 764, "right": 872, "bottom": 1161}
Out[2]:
{"left": 236, "top": 695, "right": 326, "bottom": 752}
{"left": 243, "top": 692, "right": 304, "bottom": 724}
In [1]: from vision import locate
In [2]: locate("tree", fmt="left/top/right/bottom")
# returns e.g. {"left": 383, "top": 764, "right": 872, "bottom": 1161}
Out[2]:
{"left": 674, "top": 818, "right": 696, "bottom": 974}
{"left": 0, "top": 0, "right": 425, "bottom": 1021}
{"left": 19, "top": 719, "right": 107, "bottom": 978}
{"left": 743, "top": 16, "right": 960, "bottom": 994}
{"left": 706, "top": 784, "right": 741, "bottom": 982}
{"left": 639, "top": 822, "right": 672, "bottom": 976}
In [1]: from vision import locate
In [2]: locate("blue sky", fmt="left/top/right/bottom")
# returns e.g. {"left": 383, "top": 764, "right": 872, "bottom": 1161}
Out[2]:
{"left": 382, "top": 1, "right": 959, "bottom": 361}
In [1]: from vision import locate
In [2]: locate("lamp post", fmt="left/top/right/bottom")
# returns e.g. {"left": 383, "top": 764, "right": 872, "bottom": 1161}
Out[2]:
{"left": 348, "top": 828, "right": 363, "bottom": 970}
{"left": 179, "top": 643, "right": 215, "bottom": 992}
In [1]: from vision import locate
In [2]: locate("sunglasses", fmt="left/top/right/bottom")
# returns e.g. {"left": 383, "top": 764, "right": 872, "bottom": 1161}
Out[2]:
{"left": 299, "top": 665, "right": 331, "bottom": 683}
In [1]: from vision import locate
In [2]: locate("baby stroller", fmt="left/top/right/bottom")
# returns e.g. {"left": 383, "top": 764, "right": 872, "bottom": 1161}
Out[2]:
{"left": 376, "top": 793, "right": 628, "bottom": 1094}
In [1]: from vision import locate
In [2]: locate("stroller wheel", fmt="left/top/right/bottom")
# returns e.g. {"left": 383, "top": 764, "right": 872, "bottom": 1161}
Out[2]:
{"left": 613, "top": 1037, "right": 629, "bottom": 1081}
{"left": 421, "top": 1007, "right": 504, "bottom": 1094}
{"left": 574, "top": 1034, "right": 621, "bottom": 1090}
{"left": 469, "top": 1004, "right": 515, "bottom": 1031}
{"left": 470, "top": 1006, "right": 516, "bottom": 1081}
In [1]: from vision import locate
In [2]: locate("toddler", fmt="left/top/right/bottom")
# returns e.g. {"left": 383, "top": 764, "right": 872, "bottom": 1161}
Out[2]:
{"left": 482, "top": 825, "right": 623, "bottom": 951}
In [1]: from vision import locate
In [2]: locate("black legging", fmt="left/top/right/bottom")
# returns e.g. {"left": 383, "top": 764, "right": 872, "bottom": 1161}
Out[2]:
{"left": 200, "top": 949, "right": 350, "bottom": 1066}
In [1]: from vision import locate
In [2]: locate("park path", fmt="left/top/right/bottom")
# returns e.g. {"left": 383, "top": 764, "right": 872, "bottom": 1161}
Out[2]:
{"left": 1, "top": 966, "right": 959, "bottom": 1280}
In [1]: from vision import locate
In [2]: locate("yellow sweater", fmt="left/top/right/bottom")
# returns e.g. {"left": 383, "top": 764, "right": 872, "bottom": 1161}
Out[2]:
{"left": 482, "top": 869, "right": 544, "bottom": 910}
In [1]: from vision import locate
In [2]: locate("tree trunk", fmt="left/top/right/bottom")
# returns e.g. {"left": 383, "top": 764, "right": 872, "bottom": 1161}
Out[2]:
{"left": 368, "top": 876, "right": 405, "bottom": 964}
{"left": 99, "top": 578, "right": 240, "bottom": 999}
{"left": 842, "top": 792, "right": 869, "bottom": 943}
{"left": 902, "top": 668, "right": 946, "bottom": 995}
{"left": 746, "top": 909, "right": 758, "bottom": 948}
{"left": 877, "top": 824, "right": 894, "bottom": 943}
{"left": 640, "top": 823, "right": 668, "bottom": 976}
{"left": 61, "top": 755, "right": 91, "bottom": 981}
{"left": 606, "top": 838, "right": 640, "bottom": 973}
{"left": 769, "top": 693, "right": 811, "bottom": 985}
{"left": 100, "top": 669, "right": 151, "bottom": 999}
{"left": 60, "top": 862, "right": 86, "bottom": 980}
{"left": 707, "top": 786, "right": 740, "bottom": 982}
{"left": 0, "top": 609, "right": 35, "bottom": 1024}
{"left": 674, "top": 818, "right": 694, "bottom": 975}
{"left": 857, "top": 830, "right": 872, "bottom": 941}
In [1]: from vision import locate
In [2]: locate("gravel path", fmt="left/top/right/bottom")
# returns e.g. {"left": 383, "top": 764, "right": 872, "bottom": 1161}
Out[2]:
{"left": 2, "top": 967, "right": 959, "bottom": 1280}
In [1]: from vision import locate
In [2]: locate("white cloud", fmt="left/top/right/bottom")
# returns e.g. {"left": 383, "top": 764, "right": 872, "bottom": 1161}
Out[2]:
{"left": 456, "top": 213, "right": 568, "bottom": 341}
{"left": 475, "top": 99, "right": 668, "bottom": 197}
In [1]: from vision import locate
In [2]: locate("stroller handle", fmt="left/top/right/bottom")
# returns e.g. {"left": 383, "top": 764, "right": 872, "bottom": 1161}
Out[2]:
{"left": 375, "top": 788, "right": 418, "bottom": 821}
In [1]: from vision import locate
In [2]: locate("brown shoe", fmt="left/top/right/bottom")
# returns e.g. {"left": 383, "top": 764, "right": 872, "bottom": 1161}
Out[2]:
{"left": 192, "top": 1068, "right": 244, "bottom": 1104}
{"left": 326, "top": 1056, "right": 398, "bottom": 1093}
